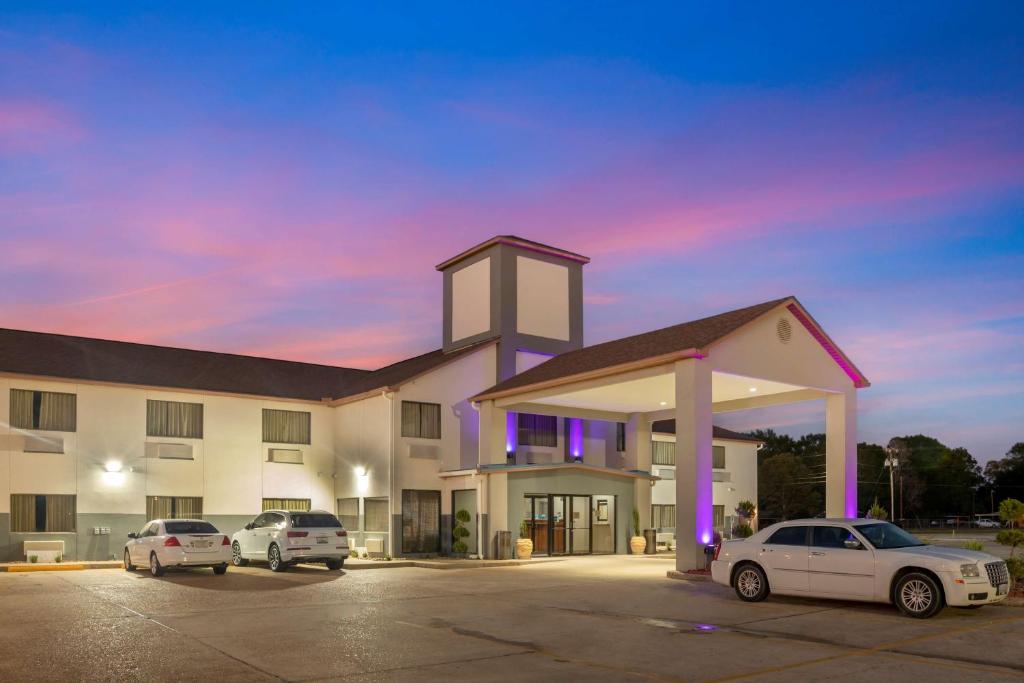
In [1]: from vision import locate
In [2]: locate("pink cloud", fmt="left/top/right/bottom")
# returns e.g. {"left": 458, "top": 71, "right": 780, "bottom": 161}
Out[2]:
{"left": 0, "top": 100, "right": 84, "bottom": 151}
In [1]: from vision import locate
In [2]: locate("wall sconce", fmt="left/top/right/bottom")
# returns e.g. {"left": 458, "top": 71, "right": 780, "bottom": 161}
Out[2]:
{"left": 356, "top": 466, "right": 370, "bottom": 494}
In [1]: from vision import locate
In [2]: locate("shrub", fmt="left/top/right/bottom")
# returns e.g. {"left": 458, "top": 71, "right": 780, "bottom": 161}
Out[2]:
{"left": 55, "top": 555, "right": 63, "bottom": 563}
{"left": 867, "top": 498, "right": 888, "bottom": 521}
{"left": 732, "top": 523, "right": 753, "bottom": 538}
{"left": 712, "top": 531, "right": 723, "bottom": 546}
{"left": 1005, "top": 557, "right": 1024, "bottom": 581}
{"left": 962, "top": 540, "right": 985, "bottom": 552}
{"left": 455, "top": 509, "right": 472, "bottom": 524}
{"left": 519, "top": 520, "right": 530, "bottom": 540}
{"left": 453, "top": 526, "right": 470, "bottom": 539}
{"left": 452, "top": 541, "right": 468, "bottom": 553}
{"left": 28, "top": 555, "right": 38, "bottom": 563}
{"left": 632, "top": 507, "right": 641, "bottom": 537}
{"left": 735, "top": 500, "right": 756, "bottom": 520}
{"left": 996, "top": 529, "right": 1024, "bottom": 557}
{"left": 999, "top": 499, "right": 1024, "bottom": 529}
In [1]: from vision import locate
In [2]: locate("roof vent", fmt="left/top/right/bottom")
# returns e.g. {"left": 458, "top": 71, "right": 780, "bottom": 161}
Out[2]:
{"left": 776, "top": 318, "right": 792, "bottom": 344}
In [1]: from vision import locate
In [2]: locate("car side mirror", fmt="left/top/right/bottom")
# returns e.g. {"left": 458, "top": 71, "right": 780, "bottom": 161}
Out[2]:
{"left": 127, "top": 532, "right": 138, "bottom": 539}
{"left": 844, "top": 539, "right": 863, "bottom": 550}
{"left": 244, "top": 523, "right": 253, "bottom": 530}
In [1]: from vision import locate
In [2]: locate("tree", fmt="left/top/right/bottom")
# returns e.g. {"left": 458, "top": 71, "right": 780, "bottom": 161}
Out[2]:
{"left": 758, "top": 454, "right": 822, "bottom": 521}
{"left": 986, "top": 444, "right": 1024, "bottom": 510}
{"left": 999, "top": 498, "right": 1024, "bottom": 529}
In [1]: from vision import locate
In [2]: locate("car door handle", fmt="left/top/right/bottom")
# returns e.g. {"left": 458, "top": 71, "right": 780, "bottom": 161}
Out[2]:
{"left": 810, "top": 551, "right": 826, "bottom": 556}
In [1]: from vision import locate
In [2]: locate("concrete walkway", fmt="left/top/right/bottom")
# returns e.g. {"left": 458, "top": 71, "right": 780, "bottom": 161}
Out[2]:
{"left": 0, "top": 556, "right": 564, "bottom": 572}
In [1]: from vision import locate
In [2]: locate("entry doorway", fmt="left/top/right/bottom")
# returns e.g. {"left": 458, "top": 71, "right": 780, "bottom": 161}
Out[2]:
{"left": 523, "top": 494, "right": 614, "bottom": 555}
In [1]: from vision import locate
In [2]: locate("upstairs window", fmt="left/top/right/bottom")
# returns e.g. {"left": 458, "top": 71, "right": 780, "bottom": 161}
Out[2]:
{"left": 518, "top": 413, "right": 557, "bottom": 447}
{"left": 616, "top": 423, "right": 626, "bottom": 452}
{"left": 262, "top": 409, "right": 311, "bottom": 444}
{"left": 713, "top": 445, "right": 726, "bottom": 469}
{"left": 651, "top": 441, "right": 675, "bottom": 466}
{"left": 10, "top": 389, "right": 77, "bottom": 432}
{"left": 401, "top": 401, "right": 441, "bottom": 439}
{"left": 147, "top": 400, "right": 203, "bottom": 439}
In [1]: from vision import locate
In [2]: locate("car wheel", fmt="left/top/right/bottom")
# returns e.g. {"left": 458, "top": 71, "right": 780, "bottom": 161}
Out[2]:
{"left": 325, "top": 558, "right": 344, "bottom": 571}
{"left": 231, "top": 542, "right": 248, "bottom": 567}
{"left": 213, "top": 564, "right": 228, "bottom": 575}
{"left": 268, "top": 544, "right": 287, "bottom": 572}
{"left": 149, "top": 552, "right": 165, "bottom": 577}
{"left": 734, "top": 564, "right": 770, "bottom": 602}
{"left": 895, "top": 572, "right": 944, "bottom": 618}
{"left": 123, "top": 550, "right": 135, "bottom": 572}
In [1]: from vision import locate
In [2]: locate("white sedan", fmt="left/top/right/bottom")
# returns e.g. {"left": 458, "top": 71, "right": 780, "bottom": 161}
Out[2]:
{"left": 231, "top": 509, "right": 349, "bottom": 572}
{"left": 124, "top": 519, "right": 231, "bottom": 576}
{"left": 712, "top": 518, "right": 1010, "bottom": 618}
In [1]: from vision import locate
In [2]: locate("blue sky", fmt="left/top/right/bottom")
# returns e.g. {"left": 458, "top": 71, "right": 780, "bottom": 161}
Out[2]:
{"left": 1, "top": 2, "right": 1022, "bottom": 461}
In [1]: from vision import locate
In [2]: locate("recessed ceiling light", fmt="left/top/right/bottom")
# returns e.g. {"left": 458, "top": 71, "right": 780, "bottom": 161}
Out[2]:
{"left": 659, "top": 401, "right": 667, "bottom": 406}
{"left": 749, "top": 387, "right": 758, "bottom": 393}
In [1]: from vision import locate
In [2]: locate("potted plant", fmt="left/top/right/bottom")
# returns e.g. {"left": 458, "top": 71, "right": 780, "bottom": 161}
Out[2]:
{"left": 452, "top": 509, "right": 471, "bottom": 557}
{"left": 629, "top": 507, "right": 646, "bottom": 554}
{"left": 516, "top": 520, "right": 533, "bottom": 560}
{"left": 735, "top": 500, "right": 757, "bottom": 531}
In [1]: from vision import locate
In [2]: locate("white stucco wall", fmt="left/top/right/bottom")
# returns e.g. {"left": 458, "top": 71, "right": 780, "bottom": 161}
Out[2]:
{"left": 451, "top": 257, "right": 491, "bottom": 342}
{"left": 516, "top": 256, "right": 569, "bottom": 341}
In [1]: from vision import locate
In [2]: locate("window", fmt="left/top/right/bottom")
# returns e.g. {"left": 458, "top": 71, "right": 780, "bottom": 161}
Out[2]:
{"left": 262, "top": 498, "right": 310, "bottom": 512}
{"left": 365, "top": 497, "right": 389, "bottom": 532}
{"left": 262, "top": 409, "right": 311, "bottom": 444}
{"left": 713, "top": 505, "right": 725, "bottom": 529}
{"left": 147, "top": 496, "right": 203, "bottom": 520}
{"left": 652, "top": 441, "right": 675, "bottom": 465}
{"left": 616, "top": 423, "right": 625, "bottom": 452}
{"left": 657, "top": 467, "right": 674, "bottom": 480}
{"left": 812, "top": 526, "right": 857, "bottom": 549}
{"left": 402, "top": 490, "right": 441, "bottom": 554}
{"left": 651, "top": 504, "right": 676, "bottom": 529}
{"left": 267, "top": 448, "right": 303, "bottom": 464}
{"left": 337, "top": 497, "right": 359, "bottom": 530}
{"left": 713, "top": 445, "right": 726, "bottom": 469}
{"left": 290, "top": 513, "right": 342, "bottom": 528}
{"left": 518, "top": 413, "right": 557, "bottom": 447}
{"left": 401, "top": 401, "right": 441, "bottom": 439}
{"left": 766, "top": 525, "right": 809, "bottom": 546}
{"left": 250, "top": 513, "right": 270, "bottom": 528}
{"left": 164, "top": 520, "right": 218, "bottom": 534}
{"left": 10, "top": 494, "right": 76, "bottom": 532}
{"left": 147, "top": 400, "right": 203, "bottom": 438}
{"left": 10, "top": 389, "right": 77, "bottom": 432}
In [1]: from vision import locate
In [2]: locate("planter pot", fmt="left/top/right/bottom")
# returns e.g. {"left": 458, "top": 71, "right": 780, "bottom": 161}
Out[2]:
{"left": 629, "top": 536, "right": 647, "bottom": 555}
{"left": 515, "top": 538, "right": 533, "bottom": 560}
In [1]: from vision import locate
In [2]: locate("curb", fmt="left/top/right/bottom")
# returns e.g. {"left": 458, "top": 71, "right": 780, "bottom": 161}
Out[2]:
{"left": 6, "top": 564, "right": 88, "bottom": 572}
{"left": 667, "top": 570, "right": 711, "bottom": 582}
{"left": 2, "top": 558, "right": 561, "bottom": 573}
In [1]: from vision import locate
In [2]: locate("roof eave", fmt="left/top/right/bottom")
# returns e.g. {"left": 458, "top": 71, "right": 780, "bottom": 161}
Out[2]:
{"left": 435, "top": 236, "right": 591, "bottom": 271}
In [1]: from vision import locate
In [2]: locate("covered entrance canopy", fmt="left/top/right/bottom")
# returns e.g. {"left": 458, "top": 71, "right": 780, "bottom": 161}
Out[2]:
{"left": 473, "top": 297, "right": 869, "bottom": 571}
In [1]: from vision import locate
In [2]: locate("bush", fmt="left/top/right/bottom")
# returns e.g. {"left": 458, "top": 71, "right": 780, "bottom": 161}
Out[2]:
{"left": 999, "top": 499, "right": 1024, "bottom": 528}
{"left": 996, "top": 529, "right": 1024, "bottom": 557}
{"left": 453, "top": 526, "right": 470, "bottom": 539}
{"left": 732, "top": 523, "right": 753, "bottom": 538}
{"left": 455, "top": 509, "right": 472, "bottom": 524}
{"left": 632, "top": 507, "right": 641, "bottom": 537}
{"left": 28, "top": 555, "right": 38, "bottom": 564}
{"left": 519, "top": 520, "right": 530, "bottom": 540}
{"left": 55, "top": 555, "right": 63, "bottom": 563}
{"left": 735, "top": 500, "right": 756, "bottom": 520}
{"left": 962, "top": 540, "right": 985, "bottom": 552}
{"left": 452, "top": 541, "right": 468, "bottom": 554}
{"left": 1005, "top": 557, "right": 1024, "bottom": 581}
{"left": 867, "top": 498, "right": 888, "bottom": 521}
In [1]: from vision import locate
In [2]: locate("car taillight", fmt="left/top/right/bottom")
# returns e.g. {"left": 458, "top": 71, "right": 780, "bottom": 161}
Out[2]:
{"left": 222, "top": 536, "right": 230, "bottom": 545}
{"left": 336, "top": 530, "right": 347, "bottom": 537}
{"left": 713, "top": 542, "right": 722, "bottom": 562}
{"left": 164, "top": 537, "right": 181, "bottom": 547}
{"left": 287, "top": 531, "right": 308, "bottom": 538}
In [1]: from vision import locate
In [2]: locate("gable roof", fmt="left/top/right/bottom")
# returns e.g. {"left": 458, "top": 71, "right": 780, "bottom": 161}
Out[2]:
{"left": 473, "top": 297, "right": 792, "bottom": 401}
{"left": 435, "top": 235, "right": 590, "bottom": 271}
{"left": 0, "top": 327, "right": 496, "bottom": 403}
{"left": 651, "top": 421, "right": 763, "bottom": 444}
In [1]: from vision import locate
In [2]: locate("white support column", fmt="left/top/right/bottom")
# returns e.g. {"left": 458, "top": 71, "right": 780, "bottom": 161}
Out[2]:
{"left": 825, "top": 388, "right": 858, "bottom": 518}
{"left": 478, "top": 400, "right": 509, "bottom": 466}
{"left": 625, "top": 413, "right": 652, "bottom": 545}
{"left": 674, "top": 358, "right": 713, "bottom": 572}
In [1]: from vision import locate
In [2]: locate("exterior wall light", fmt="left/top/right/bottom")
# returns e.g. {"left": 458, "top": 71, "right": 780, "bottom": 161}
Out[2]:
{"left": 356, "top": 466, "right": 370, "bottom": 493}
{"left": 104, "top": 461, "right": 122, "bottom": 473}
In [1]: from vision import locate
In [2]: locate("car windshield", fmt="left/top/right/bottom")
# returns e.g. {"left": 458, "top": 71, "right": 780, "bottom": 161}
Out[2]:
{"left": 855, "top": 522, "right": 925, "bottom": 549}
{"left": 290, "top": 513, "right": 342, "bottom": 528}
{"left": 164, "top": 521, "right": 219, "bottom": 534}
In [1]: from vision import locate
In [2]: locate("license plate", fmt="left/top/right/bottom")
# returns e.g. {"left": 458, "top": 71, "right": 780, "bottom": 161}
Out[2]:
{"left": 316, "top": 537, "right": 328, "bottom": 544}
{"left": 192, "top": 541, "right": 211, "bottom": 548}
{"left": 998, "top": 583, "right": 1008, "bottom": 596}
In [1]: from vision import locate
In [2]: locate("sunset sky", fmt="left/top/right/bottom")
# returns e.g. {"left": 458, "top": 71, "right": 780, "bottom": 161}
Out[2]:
{"left": 2, "top": 4, "right": 1022, "bottom": 462}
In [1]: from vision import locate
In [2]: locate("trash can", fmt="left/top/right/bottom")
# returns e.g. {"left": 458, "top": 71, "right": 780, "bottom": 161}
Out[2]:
{"left": 704, "top": 544, "right": 716, "bottom": 570}
{"left": 495, "top": 530, "right": 513, "bottom": 560}
{"left": 643, "top": 529, "right": 657, "bottom": 554}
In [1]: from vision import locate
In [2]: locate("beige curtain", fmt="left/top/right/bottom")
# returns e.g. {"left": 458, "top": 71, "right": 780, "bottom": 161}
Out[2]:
{"left": 44, "top": 495, "right": 76, "bottom": 532}
{"left": 365, "top": 497, "right": 389, "bottom": 532}
{"left": 652, "top": 441, "right": 676, "bottom": 466}
{"left": 9, "top": 390, "right": 34, "bottom": 429}
{"left": 38, "top": 392, "right": 76, "bottom": 432}
{"left": 10, "top": 494, "right": 36, "bottom": 532}
{"left": 147, "top": 400, "right": 203, "bottom": 438}
{"left": 147, "top": 496, "right": 173, "bottom": 520}
{"left": 262, "top": 498, "right": 310, "bottom": 512}
{"left": 337, "top": 497, "right": 359, "bottom": 529}
{"left": 175, "top": 496, "right": 203, "bottom": 518}
{"left": 712, "top": 445, "right": 726, "bottom": 469}
{"left": 418, "top": 403, "right": 441, "bottom": 439}
{"left": 262, "top": 409, "right": 310, "bottom": 444}
{"left": 401, "top": 402, "right": 419, "bottom": 437}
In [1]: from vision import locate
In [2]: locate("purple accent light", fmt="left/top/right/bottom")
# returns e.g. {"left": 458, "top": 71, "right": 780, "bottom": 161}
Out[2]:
{"left": 786, "top": 303, "right": 868, "bottom": 388}
{"left": 505, "top": 412, "right": 517, "bottom": 454}
{"left": 568, "top": 418, "right": 584, "bottom": 461}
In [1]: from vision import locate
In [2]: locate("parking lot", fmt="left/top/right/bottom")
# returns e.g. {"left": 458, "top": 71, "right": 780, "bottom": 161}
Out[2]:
{"left": 1, "top": 556, "right": 1022, "bottom": 682}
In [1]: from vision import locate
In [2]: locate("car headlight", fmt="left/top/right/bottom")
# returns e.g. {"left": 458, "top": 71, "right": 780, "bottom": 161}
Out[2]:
{"left": 960, "top": 563, "right": 980, "bottom": 578}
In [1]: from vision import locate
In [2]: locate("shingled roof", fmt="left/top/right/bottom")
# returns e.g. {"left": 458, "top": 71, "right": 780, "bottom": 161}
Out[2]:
{"left": 652, "top": 421, "right": 764, "bottom": 444}
{"left": 473, "top": 297, "right": 794, "bottom": 400}
{"left": 0, "top": 328, "right": 494, "bottom": 402}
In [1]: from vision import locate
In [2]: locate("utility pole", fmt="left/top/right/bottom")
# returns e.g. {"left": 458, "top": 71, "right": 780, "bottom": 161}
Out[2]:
{"left": 885, "top": 448, "right": 899, "bottom": 522}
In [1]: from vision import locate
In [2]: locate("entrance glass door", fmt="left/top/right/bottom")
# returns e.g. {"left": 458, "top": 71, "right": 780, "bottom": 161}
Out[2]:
{"left": 570, "top": 496, "right": 591, "bottom": 554}
{"left": 550, "top": 496, "right": 567, "bottom": 555}
{"left": 525, "top": 494, "right": 597, "bottom": 555}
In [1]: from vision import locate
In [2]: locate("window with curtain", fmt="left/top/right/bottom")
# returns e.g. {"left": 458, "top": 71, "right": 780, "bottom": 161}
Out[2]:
{"left": 262, "top": 498, "right": 310, "bottom": 512}
{"left": 262, "top": 409, "right": 311, "bottom": 444}
{"left": 616, "top": 423, "right": 626, "bottom": 452}
{"left": 147, "top": 496, "right": 203, "bottom": 520}
{"left": 401, "top": 490, "right": 440, "bottom": 554}
{"left": 652, "top": 441, "right": 676, "bottom": 465}
{"left": 364, "top": 497, "right": 389, "bottom": 532}
{"left": 651, "top": 504, "right": 676, "bottom": 530}
{"left": 713, "top": 504, "right": 725, "bottom": 530}
{"left": 337, "top": 497, "right": 359, "bottom": 529}
{"left": 401, "top": 401, "right": 441, "bottom": 439}
{"left": 517, "top": 413, "right": 557, "bottom": 447}
{"left": 10, "top": 390, "right": 77, "bottom": 432}
{"left": 712, "top": 445, "right": 726, "bottom": 469}
{"left": 147, "top": 400, "right": 203, "bottom": 438}
{"left": 10, "top": 494, "right": 76, "bottom": 532}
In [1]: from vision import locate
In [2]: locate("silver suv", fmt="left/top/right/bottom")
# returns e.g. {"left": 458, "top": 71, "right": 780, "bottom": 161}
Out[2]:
{"left": 231, "top": 509, "right": 350, "bottom": 571}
